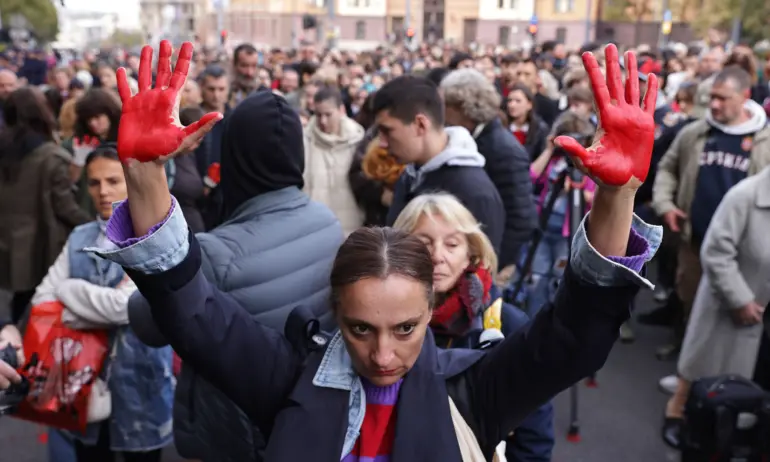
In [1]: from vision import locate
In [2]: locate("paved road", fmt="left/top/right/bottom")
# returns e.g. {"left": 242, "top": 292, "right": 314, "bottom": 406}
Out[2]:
{"left": 0, "top": 287, "right": 681, "bottom": 462}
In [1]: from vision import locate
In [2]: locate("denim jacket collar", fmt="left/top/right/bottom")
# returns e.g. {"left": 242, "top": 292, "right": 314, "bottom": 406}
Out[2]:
{"left": 312, "top": 331, "right": 357, "bottom": 391}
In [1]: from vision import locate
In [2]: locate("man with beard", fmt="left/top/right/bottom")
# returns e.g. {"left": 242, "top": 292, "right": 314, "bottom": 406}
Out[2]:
{"left": 229, "top": 44, "right": 264, "bottom": 108}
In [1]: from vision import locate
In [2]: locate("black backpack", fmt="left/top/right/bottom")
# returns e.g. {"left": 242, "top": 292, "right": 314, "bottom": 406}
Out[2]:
{"left": 682, "top": 375, "right": 770, "bottom": 461}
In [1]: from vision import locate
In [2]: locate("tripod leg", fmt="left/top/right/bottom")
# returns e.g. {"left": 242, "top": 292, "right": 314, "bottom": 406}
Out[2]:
{"left": 567, "top": 385, "right": 580, "bottom": 442}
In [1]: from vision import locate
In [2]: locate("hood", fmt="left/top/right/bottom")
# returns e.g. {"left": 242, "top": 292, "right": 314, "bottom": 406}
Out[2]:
{"left": 306, "top": 116, "right": 364, "bottom": 149}
{"left": 706, "top": 99, "right": 768, "bottom": 136}
{"left": 219, "top": 90, "right": 305, "bottom": 216}
{"left": 404, "top": 126, "right": 485, "bottom": 192}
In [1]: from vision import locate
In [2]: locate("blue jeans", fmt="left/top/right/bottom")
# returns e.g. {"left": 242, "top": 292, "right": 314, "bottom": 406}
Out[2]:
{"left": 48, "top": 428, "right": 77, "bottom": 462}
{"left": 526, "top": 231, "right": 569, "bottom": 317}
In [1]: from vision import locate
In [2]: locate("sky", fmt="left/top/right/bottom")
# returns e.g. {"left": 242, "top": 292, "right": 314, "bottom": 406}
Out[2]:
{"left": 62, "top": 0, "right": 141, "bottom": 29}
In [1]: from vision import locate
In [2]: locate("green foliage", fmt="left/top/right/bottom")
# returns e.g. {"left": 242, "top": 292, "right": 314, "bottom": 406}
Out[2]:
{"left": 103, "top": 29, "right": 145, "bottom": 48}
{"left": 0, "top": 0, "right": 59, "bottom": 43}
{"left": 602, "top": 0, "right": 655, "bottom": 21}
{"left": 693, "top": 0, "right": 770, "bottom": 43}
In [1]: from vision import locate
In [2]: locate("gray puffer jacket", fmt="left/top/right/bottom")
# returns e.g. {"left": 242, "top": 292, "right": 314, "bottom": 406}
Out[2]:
{"left": 128, "top": 187, "right": 343, "bottom": 462}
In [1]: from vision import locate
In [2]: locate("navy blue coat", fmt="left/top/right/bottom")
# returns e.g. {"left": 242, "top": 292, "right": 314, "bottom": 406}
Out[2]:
{"left": 433, "top": 287, "right": 554, "bottom": 462}
{"left": 126, "top": 232, "right": 639, "bottom": 461}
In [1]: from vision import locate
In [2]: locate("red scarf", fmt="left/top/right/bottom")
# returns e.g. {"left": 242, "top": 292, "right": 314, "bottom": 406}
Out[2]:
{"left": 513, "top": 130, "right": 527, "bottom": 146}
{"left": 430, "top": 266, "right": 493, "bottom": 337}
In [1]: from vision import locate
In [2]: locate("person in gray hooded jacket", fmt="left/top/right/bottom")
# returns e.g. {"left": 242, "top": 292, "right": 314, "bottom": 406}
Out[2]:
{"left": 127, "top": 89, "right": 344, "bottom": 462}
{"left": 379, "top": 76, "right": 505, "bottom": 252}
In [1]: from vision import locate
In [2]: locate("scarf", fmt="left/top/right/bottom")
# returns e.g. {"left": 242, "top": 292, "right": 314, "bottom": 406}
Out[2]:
{"left": 509, "top": 123, "right": 529, "bottom": 147}
{"left": 430, "top": 266, "right": 493, "bottom": 337}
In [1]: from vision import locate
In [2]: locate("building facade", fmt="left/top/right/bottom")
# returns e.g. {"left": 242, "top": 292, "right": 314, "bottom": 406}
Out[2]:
{"left": 216, "top": 0, "right": 692, "bottom": 49}
{"left": 532, "top": 0, "right": 599, "bottom": 47}
{"left": 55, "top": 10, "right": 120, "bottom": 49}
{"left": 221, "top": 0, "right": 387, "bottom": 48}
{"left": 140, "top": 0, "right": 210, "bottom": 43}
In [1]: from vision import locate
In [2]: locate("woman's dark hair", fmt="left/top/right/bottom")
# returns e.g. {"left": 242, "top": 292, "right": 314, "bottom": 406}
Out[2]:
{"left": 74, "top": 88, "right": 122, "bottom": 141}
{"left": 507, "top": 83, "right": 535, "bottom": 120}
{"left": 330, "top": 227, "right": 435, "bottom": 309}
{"left": 426, "top": 67, "right": 450, "bottom": 86}
{"left": 84, "top": 142, "right": 120, "bottom": 168}
{"left": 354, "top": 92, "right": 377, "bottom": 130}
{"left": 724, "top": 52, "right": 758, "bottom": 84}
{"left": 313, "top": 85, "right": 344, "bottom": 106}
{"left": 676, "top": 81, "right": 698, "bottom": 105}
{"left": 566, "top": 86, "right": 593, "bottom": 106}
{"left": 551, "top": 110, "right": 595, "bottom": 147}
{"left": 180, "top": 106, "right": 205, "bottom": 127}
{"left": 507, "top": 83, "right": 544, "bottom": 149}
{"left": 44, "top": 87, "right": 65, "bottom": 120}
{"left": 0, "top": 87, "right": 57, "bottom": 166}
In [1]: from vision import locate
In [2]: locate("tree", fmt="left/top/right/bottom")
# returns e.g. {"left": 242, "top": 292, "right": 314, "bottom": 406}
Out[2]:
{"left": 602, "top": 0, "right": 656, "bottom": 22}
{"left": 0, "top": 0, "right": 59, "bottom": 43}
{"left": 102, "top": 29, "right": 145, "bottom": 48}
{"left": 693, "top": 0, "right": 770, "bottom": 43}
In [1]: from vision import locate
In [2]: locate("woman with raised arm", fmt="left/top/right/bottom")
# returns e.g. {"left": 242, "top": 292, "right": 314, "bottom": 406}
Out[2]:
{"left": 89, "top": 40, "right": 663, "bottom": 461}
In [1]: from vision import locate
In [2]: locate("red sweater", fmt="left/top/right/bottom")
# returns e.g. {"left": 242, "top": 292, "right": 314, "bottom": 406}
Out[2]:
{"left": 341, "top": 378, "right": 403, "bottom": 461}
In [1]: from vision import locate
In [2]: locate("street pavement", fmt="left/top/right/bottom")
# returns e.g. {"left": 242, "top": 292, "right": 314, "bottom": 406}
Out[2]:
{"left": 0, "top": 286, "right": 682, "bottom": 462}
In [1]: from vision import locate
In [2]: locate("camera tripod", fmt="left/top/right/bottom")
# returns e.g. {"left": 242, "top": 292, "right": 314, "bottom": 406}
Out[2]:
{"left": 506, "top": 159, "right": 593, "bottom": 443}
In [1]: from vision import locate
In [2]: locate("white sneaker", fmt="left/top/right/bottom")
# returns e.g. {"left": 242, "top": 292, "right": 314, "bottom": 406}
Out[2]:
{"left": 619, "top": 322, "right": 635, "bottom": 343}
{"left": 654, "top": 287, "right": 672, "bottom": 303}
{"left": 658, "top": 374, "right": 678, "bottom": 395}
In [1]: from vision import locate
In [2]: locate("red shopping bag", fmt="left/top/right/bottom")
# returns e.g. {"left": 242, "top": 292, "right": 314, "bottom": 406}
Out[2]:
{"left": 14, "top": 301, "right": 110, "bottom": 432}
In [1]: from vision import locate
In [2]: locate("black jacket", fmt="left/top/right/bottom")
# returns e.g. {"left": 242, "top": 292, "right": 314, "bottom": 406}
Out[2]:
{"left": 386, "top": 165, "right": 505, "bottom": 254}
{"left": 125, "top": 231, "right": 640, "bottom": 461}
{"left": 475, "top": 118, "right": 538, "bottom": 268}
{"left": 523, "top": 115, "right": 550, "bottom": 162}
{"left": 637, "top": 115, "right": 696, "bottom": 206}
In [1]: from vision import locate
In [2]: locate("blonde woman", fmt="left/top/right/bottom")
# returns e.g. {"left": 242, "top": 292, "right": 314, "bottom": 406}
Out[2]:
{"left": 393, "top": 193, "right": 555, "bottom": 462}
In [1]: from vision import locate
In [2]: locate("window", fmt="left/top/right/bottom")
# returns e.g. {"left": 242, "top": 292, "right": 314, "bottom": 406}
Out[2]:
{"left": 187, "top": 18, "right": 195, "bottom": 32}
{"left": 271, "top": 19, "right": 277, "bottom": 37}
{"left": 463, "top": 19, "right": 477, "bottom": 45}
{"left": 392, "top": 16, "right": 404, "bottom": 38}
{"left": 498, "top": 0, "right": 515, "bottom": 8}
{"left": 555, "top": 27, "right": 567, "bottom": 42}
{"left": 355, "top": 20, "right": 366, "bottom": 39}
{"left": 554, "top": 0, "right": 575, "bottom": 13}
{"left": 498, "top": 25, "right": 510, "bottom": 45}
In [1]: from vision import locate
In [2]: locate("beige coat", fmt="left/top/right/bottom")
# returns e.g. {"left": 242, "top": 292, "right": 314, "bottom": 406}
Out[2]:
{"left": 652, "top": 119, "right": 770, "bottom": 243}
{"left": 678, "top": 166, "right": 770, "bottom": 381}
{"left": 303, "top": 116, "right": 365, "bottom": 236}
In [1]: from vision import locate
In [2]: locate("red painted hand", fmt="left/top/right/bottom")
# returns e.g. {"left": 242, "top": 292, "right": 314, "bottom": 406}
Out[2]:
{"left": 555, "top": 44, "right": 659, "bottom": 189}
{"left": 115, "top": 40, "right": 222, "bottom": 164}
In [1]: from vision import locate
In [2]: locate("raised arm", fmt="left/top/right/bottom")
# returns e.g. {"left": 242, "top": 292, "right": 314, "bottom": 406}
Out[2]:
{"left": 87, "top": 40, "right": 299, "bottom": 432}
{"left": 470, "top": 45, "right": 664, "bottom": 443}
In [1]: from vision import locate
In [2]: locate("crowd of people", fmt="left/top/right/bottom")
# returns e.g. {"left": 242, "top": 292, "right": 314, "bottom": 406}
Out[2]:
{"left": 0, "top": 32, "right": 767, "bottom": 462}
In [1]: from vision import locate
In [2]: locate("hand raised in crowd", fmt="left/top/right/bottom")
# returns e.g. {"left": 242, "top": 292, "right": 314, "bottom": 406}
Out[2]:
{"left": 731, "top": 301, "right": 765, "bottom": 326}
{"left": 0, "top": 325, "right": 24, "bottom": 390}
{"left": 116, "top": 40, "right": 221, "bottom": 165}
{"left": 72, "top": 135, "right": 101, "bottom": 167}
{"left": 556, "top": 44, "right": 658, "bottom": 190}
